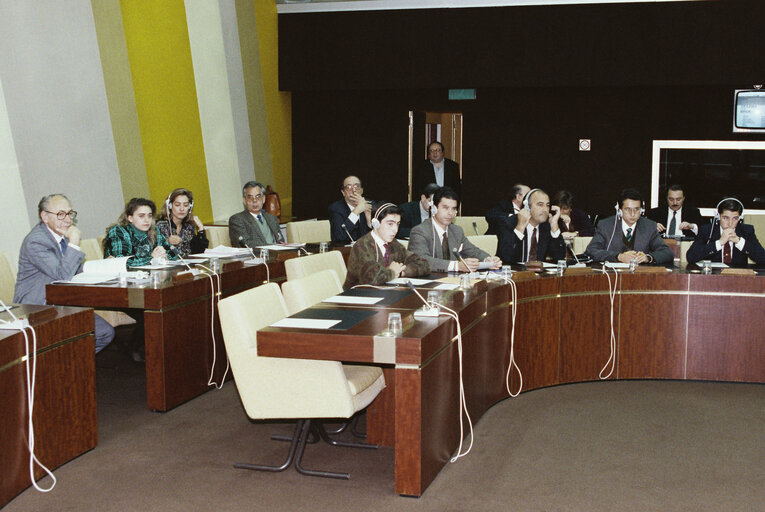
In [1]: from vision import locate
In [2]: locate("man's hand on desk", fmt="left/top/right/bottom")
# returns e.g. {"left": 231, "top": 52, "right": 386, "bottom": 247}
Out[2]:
{"left": 618, "top": 251, "right": 650, "bottom": 264}
{"left": 484, "top": 256, "right": 502, "bottom": 269}
{"left": 656, "top": 223, "right": 666, "bottom": 233}
{"left": 389, "top": 261, "right": 406, "bottom": 277}
{"left": 458, "top": 258, "right": 480, "bottom": 272}
{"left": 719, "top": 227, "right": 740, "bottom": 245}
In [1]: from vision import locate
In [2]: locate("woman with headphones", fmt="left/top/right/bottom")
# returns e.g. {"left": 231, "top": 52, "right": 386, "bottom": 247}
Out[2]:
{"left": 156, "top": 188, "right": 209, "bottom": 257}
{"left": 343, "top": 202, "right": 430, "bottom": 289}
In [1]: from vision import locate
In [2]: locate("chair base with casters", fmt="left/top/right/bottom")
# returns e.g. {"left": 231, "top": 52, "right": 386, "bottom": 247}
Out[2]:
{"left": 236, "top": 416, "right": 377, "bottom": 480}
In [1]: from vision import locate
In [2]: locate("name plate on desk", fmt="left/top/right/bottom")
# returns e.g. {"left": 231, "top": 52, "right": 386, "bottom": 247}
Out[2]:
{"left": 721, "top": 268, "right": 757, "bottom": 276}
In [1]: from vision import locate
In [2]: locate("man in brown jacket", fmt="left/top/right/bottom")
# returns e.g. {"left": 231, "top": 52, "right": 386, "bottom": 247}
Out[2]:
{"left": 344, "top": 203, "right": 430, "bottom": 289}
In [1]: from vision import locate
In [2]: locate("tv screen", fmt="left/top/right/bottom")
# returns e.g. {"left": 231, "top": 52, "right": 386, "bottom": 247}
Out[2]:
{"left": 733, "top": 89, "right": 765, "bottom": 132}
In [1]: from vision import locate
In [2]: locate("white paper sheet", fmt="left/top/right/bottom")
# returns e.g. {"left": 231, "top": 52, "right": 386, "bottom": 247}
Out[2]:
{"left": 322, "top": 295, "right": 383, "bottom": 305}
{"left": 256, "top": 244, "right": 299, "bottom": 251}
{"left": 387, "top": 277, "right": 433, "bottom": 285}
{"left": 269, "top": 318, "right": 341, "bottom": 329}
{"left": 433, "top": 283, "right": 460, "bottom": 290}
{"left": 203, "top": 245, "right": 252, "bottom": 256}
{"left": 710, "top": 262, "right": 729, "bottom": 268}
{"left": 604, "top": 262, "right": 631, "bottom": 269}
{"left": 82, "top": 256, "right": 130, "bottom": 275}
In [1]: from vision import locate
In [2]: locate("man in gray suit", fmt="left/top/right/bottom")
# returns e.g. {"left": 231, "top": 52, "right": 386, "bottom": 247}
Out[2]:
{"left": 586, "top": 188, "right": 673, "bottom": 265}
{"left": 14, "top": 194, "right": 114, "bottom": 353}
{"left": 409, "top": 187, "right": 502, "bottom": 272}
{"left": 229, "top": 181, "right": 284, "bottom": 249}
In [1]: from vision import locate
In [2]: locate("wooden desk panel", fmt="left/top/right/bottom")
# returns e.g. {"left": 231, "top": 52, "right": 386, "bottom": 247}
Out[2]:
{"left": 46, "top": 260, "right": 283, "bottom": 411}
{"left": 1, "top": 306, "right": 96, "bottom": 508}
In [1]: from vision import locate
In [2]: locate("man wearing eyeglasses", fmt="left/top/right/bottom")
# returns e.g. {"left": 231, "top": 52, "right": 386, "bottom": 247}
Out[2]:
{"left": 328, "top": 175, "right": 375, "bottom": 244}
{"left": 229, "top": 181, "right": 285, "bottom": 249}
{"left": 14, "top": 194, "right": 115, "bottom": 353}
{"left": 585, "top": 188, "right": 673, "bottom": 265}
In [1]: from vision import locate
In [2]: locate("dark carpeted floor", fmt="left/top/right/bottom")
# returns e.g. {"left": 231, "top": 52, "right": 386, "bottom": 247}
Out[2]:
{"left": 5, "top": 328, "right": 764, "bottom": 511}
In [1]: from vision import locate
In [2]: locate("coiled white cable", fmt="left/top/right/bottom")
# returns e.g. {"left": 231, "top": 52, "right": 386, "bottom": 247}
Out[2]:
{"left": 596, "top": 265, "right": 618, "bottom": 380}
{"left": 501, "top": 274, "right": 523, "bottom": 397}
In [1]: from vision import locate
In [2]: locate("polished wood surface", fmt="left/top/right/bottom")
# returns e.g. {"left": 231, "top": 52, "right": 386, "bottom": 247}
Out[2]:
{"left": 1, "top": 305, "right": 96, "bottom": 508}
{"left": 257, "top": 270, "right": 765, "bottom": 496}
{"left": 46, "top": 258, "right": 286, "bottom": 411}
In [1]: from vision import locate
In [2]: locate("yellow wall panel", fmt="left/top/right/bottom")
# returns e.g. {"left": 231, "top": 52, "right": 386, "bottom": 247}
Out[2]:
{"left": 120, "top": 0, "right": 213, "bottom": 222}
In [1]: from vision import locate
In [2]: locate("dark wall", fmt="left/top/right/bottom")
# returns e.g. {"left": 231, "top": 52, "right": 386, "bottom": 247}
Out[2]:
{"left": 281, "top": 2, "right": 765, "bottom": 220}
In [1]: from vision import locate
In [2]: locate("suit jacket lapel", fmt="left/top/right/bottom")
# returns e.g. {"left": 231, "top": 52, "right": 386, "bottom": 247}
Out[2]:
{"left": 246, "top": 211, "right": 266, "bottom": 246}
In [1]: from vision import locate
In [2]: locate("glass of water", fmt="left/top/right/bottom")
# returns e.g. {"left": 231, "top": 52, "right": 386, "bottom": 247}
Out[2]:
{"left": 387, "top": 312, "right": 402, "bottom": 336}
{"left": 319, "top": 242, "right": 328, "bottom": 253}
{"left": 259, "top": 248, "right": 269, "bottom": 262}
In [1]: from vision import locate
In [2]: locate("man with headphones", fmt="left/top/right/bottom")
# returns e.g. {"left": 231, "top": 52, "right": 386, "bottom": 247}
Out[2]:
{"left": 496, "top": 188, "right": 567, "bottom": 264}
{"left": 686, "top": 198, "right": 765, "bottom": 266}
{"left": 397, "top": 182, "right": 440, "bottom": 239}
{"left": 408, "top": 187, "right": 502, "bottom": 272}
{"left": 343, "top": 203, "right": 430, "bottom": 289}
{"left": 413, "top": 141, "right": 461, "bottom": 201}
{"left": 585, "top": 188, "right": 673, "bottom": 264}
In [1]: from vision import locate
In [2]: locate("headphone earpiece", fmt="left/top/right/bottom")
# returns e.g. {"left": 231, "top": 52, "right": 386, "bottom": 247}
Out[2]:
{"left": 713, "top": 197, "right": 745, "bottom": 223}
{"left": 372, "top": 202, "right": 396, "bottom": 230}
{"left": 523, "top": 188, "right": 541, "bottom": 211}
{"left": 614, "top": 203, "right": 622, "bottom": 219}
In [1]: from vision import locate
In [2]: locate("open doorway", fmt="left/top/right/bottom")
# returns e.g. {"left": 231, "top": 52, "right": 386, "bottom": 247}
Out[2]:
{"left": 408, "top": 111, "right": 463, "bottom": 206}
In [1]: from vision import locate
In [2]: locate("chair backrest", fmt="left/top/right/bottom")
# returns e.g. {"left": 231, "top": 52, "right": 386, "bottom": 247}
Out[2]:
{"left": 453, "top": 216, "right": 488, "bottom": 236}
{"left": 747, "top": 215, "right": 765, "bottom": 264}
{"left": 281, "top": 269, "right": 342, "bottom": 315}
{"left": 0, "top": 251, "right": 17, "bottom": 304}
{"left": 398, "top": 239, "right": 409, "bottom": 249}
{"left": 467, "top": 235, "right": 498, "bottom": 256}
{"left": 80, "top": 238, "right": 104, "bottom": 261}
{"left": 205, "top": 225, "right": 231, "bottom": 248}
{"left": 284, "top": 250, "right": 347, "bottom": 282}
{"left": 217, "top": 283, "right": 354, "bottom": 419}
{"left": 572, "top": 236, "right": 592, "bottom": 255}
{"left": 679, "top": 240, "right": 694, "bottom": 266}
{"left": 286, "top": 219, "right": 331, "bottom": 244}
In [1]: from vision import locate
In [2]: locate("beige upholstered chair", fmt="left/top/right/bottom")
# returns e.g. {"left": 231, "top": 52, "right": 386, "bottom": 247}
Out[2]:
{"left": 573, "top": 236, "right": 592, "bottom": 255}
{"left": 204, "top": 225, "right": 231, "bottom": 248}
{"left": 80, "top": 238, "right": 104, "bottom": 261}
{"left": 217, "top": 282, "right": 385, "bottom": 478}
{"left": 398, "top": 239, "right": 409, "bottom": 249}
{"left": 281, "top": 269, "right": 342, "bottom": 315}
{"left": 466, "top": 235, "right": 498, "bottom": 256}
{"left": 284, "top": 250, "right": 347, "bottom": 282}
{"left": 453, "top": 216, "right": 488, "bottom": 236}
{"left": 286, "top": 220, "right": 331, "bottom": 244}
{"left": 0, "top": 251, "right": 17, "bottom": 304}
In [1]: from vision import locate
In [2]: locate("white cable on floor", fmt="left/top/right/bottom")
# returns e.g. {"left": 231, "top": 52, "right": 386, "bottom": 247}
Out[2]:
{"left": 197, "top": 264, "right": 229, "bottom": 389}
{"left": 596, "top": 266, "right": 618, "bottom": 380}
{"left": 0, "top": 302, "right": 57, "bottom": 492}
{"left": 501, "top": 274, "right": 523, "bottom": 397}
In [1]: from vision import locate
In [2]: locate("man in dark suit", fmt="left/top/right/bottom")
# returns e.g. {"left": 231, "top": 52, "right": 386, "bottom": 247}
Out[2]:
{"left": 229, "top": 181, "right": 284, "bottom": 248}
{"left": 413, "top": 142, "right": 461, "bottom": 200}
{"left": 328, "top": 175, "right": 375, "bottom": 244}
{"left": 485, "top": 183, "right": 530, "bottom": 235}
{"left": 586, "top": 188, "right": 673, "bottom": 265}
{"left": 14, "top": 194, "right": 114, "bottom": 353}
{"left": 397, "top": 182, "right": 440, "bottom": 239}
{"left": 686, "top": 198, "right": 765, "bottom": 266}
{"left": 408, "top": 187, "right": 502, "bottom": 272}
{"left": 647, "top": 184, "right": 704, "bottom": 238}
{"left": 497, "top": 188, "right": 567, "bottom": 263}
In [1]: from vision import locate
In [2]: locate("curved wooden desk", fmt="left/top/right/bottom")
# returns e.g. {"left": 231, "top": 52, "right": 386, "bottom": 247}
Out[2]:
{"left": 258, "top": 271, "right": 764, "bottom": 496}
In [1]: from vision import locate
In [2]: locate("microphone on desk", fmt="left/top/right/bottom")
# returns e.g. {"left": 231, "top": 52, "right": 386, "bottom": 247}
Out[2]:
{"left": 341, "top": 224, "right": 356, "bottom": 245}
{"left": 167, "top": 247, "right": 199, "bottom": 275}
{"left": 238, "top": 236, "right": 257, "bottom": 260}
{"left": 452, "top": 247, "right": 474, "bottom": 273}
{"left": 565, "top": 239, "right": 581, "bottom": 265}
{"left": 472, "top": 221, "right": 480, "bottom": 236}
{"left": 238, "top": 236, "right": 270, "bottom": 282}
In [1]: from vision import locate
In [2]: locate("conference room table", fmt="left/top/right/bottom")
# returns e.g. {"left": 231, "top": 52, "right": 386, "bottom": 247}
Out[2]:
{"left": 1, "top": 305, "right": 96, "bottom": 508}
{"left": 257, "top": 266, "right": 765, "bottom": 496}
{"left": 46, "top": 256, "right": 288, "bottom": 411}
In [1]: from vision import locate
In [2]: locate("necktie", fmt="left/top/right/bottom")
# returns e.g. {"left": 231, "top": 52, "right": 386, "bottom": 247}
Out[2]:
{"left": 442, "top": 232, "right": 450, "bottom": 260}
{"left": 626, "top": 227, "right": 633, "bottom": 242}
{"left": 383, "top": 243, "right": 390, "bottom": 265}
{"left": 528, "top": 227, "right": 538, "bottom": 262}
{"left": 723, "top": 242, "right": 732, "bottom": 264}
{"left": 60, "top": 237, "right": 68, "bottom": 254}
{"left": 257, "top": 214, "right": 264, "bottom": 224}
{"left": 668, "top": 211, "right": 677, "bottom": 236}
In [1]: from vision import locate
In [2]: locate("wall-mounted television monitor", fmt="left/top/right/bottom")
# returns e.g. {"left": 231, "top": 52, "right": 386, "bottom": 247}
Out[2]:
{"left": 733, "top": 89, "right": 765, "bottom": 133}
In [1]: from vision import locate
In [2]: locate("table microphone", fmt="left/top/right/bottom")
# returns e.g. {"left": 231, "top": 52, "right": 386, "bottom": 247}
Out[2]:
{"left": 452, "top": 247, "right": 474, "bottom": 273}
{"left": 472, "top": 221, "right": 480, "bottom": 236}
{"left": 341, "top": 224, "right": 356, "bottom": 245}
{"left": 565, "top": 239, "right": 581, "bottom": 265}
{"left": 168, "top": 247, "right": 199, "bottom": 275}
{"left": 238, "top": 236, "right": 270, "bottom": 282}
{"left": 238, "top": 236, "right": 257, "bottom": 260}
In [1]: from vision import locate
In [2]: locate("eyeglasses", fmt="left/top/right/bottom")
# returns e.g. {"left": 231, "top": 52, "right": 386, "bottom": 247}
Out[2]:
{"left": 621, "top": 207, "right": 642, "bottom": 215}
{"left": 45, "top": 210, "right": 78, "bottom": 220}
{"left": 245, "top": 194, "right": 264, "bottom": 201}
{"left": 343, "top": 183, "right": 362, "bottom": 191}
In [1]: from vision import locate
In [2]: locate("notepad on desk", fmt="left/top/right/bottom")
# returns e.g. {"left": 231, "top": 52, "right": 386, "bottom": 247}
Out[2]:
{"left": 322, "top": 295, "right": 383, "bottom": 305}
{"left": 387, "top": 277, "right": 433, "bottom": 285}
{"left": 269, "top": 318, "right": 341, "bottom": 329}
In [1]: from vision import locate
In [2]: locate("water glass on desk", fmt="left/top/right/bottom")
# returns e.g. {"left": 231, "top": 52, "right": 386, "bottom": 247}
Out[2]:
{"left": 701, "top": 260, "right": 712, "bottom": 274}
{"left": 210, "top": 257, "right": 221, "bottom": 273}
{"left": 259, "top": 248, "right": 269, "bottom": 262}
{"left": 319, "top": 242, "right": 328, "bottom": 253}
{"left": 387, "top": 313, "right": 402, "bottom": 336}
{"left": 556, "top": 259, "right": 567, "bottom": 276}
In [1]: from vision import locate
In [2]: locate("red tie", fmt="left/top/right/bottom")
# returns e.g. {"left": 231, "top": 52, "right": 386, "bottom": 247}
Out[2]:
{"left": 383, "top": 243, "right": 390, "bottom": 265}
{"left": 723, "top": 242, "right": 732, "bottom": 264}
{"left": 528, "top": 227, "right": 538, "bottom": 262}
